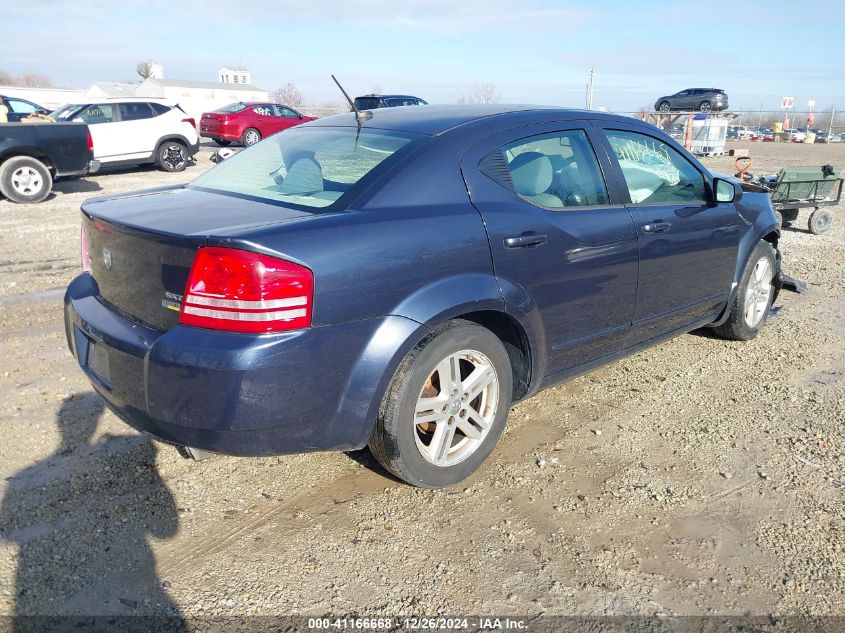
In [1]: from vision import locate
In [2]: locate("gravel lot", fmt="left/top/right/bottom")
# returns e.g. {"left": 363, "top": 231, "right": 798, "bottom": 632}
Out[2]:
{"left": 0, "top": 139, "right": 843, "bottom": 622}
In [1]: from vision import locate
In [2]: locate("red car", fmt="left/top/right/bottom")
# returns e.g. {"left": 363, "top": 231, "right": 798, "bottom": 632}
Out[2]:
{"left": 200, "top": 102, "right": 314, "bottom": 147}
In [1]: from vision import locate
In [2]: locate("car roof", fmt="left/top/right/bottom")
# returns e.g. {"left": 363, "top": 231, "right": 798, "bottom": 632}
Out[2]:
{"left": 356, "top": 94, "right": 422, "bottom": 99}
{"left": 304, "top": 104, "right": 622, "bottom": 136}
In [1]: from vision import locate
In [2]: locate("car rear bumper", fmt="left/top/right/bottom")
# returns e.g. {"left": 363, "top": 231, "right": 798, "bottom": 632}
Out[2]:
{"left": 199, "top": 123, "right": 241, "bottom": 142}
{"left": 64, "top": 273, "right": 420, "bottom": 456}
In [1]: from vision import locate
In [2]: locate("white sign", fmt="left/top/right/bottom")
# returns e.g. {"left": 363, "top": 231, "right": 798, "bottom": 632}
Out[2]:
{"left": 781, "top": 96, "right": 795, "bottom": 109}
{"left": 807, "top": 99, "right": 816, "bottom": 109}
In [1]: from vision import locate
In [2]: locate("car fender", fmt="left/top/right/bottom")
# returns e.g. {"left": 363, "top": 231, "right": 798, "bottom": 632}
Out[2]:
{"left": 337, "top": 273, "right": 551, "bottom": 447}
{"left": 712, "top": 221, "right": 781, "bottom": 327}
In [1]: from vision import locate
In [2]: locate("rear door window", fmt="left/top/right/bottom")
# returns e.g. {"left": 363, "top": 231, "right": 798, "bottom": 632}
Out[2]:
{"left": 118, "top": 102, "right": 155, "bottom": 121}
{"left": 482, "top": 130, "right": 609, "bottom": 209}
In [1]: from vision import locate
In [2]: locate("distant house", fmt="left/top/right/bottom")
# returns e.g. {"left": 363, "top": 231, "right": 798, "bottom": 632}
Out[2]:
{"left": 135, "top": 77, "right": 268, "bottom": 121}
{"left": 219, "top": 66, "right": 251, "bottom": 85}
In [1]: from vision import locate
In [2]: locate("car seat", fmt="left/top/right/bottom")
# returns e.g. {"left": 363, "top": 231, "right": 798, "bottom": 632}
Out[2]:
{"left": 508, "top": 152, "right": 564, "bottom": 208}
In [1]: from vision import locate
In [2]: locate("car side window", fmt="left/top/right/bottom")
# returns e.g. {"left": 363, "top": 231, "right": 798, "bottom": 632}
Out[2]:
{"left": 273, "top": 106, "right": 298, "bottom": 118}
{"left": 150, "top": 102, "right": 171, "bottom": 116}
{"left": 7, "top": 99, "right": 38, "bottom": 114}
{"left": 118, "top": 102, "right": 155, "bottom": 121}
{"left": 79, "top": 104, "right": 116, "bottom": 124}
{"left": 481, "top": 130, "right": 609, "bottom": 210}
{"left": 604, "top": 130, "right": 705, "bottom": 204}
{"left": 253, "top": 105, "right": 273, "bottom": 116}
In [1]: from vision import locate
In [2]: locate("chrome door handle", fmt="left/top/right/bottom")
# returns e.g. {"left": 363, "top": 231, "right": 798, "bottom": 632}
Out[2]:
{"left": 642, "top": 220, "right": 672, "bottom": 234}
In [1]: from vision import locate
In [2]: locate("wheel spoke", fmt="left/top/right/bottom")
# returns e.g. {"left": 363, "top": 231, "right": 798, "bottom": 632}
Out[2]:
{"left": 456, "top": 409, "right": 488, "bottom": 441}
{"left": 461, "top": 364, "right": 494, "bottom": 403}
{"left": 428, "top": 421, "right": 456, "bottom": 465}
{"left": 435, "top": 355, "right": 458, "bottom": 395}
{"left": 415, "top": 394, "right": 448, "bottom": 425}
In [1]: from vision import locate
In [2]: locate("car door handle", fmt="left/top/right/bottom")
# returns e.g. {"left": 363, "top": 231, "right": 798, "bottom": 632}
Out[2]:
{"left": 504, "top": 233, "right": 548, "bottom": 248}
{"left": 642, "top": 220, "right": 672, "bottom": 234}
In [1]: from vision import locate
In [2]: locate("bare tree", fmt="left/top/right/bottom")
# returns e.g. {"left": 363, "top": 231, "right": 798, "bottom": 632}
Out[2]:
{"left": 456, "top": 83, "right": 500, "bottom": 104}
{"left": 271, "top": 82, "right": 304, "bottom": 108}
{"left": 17, "top": 74, "right": 54, "bottom": 88}
{"left": 136, "top": 60, "right": 154, "bottom": 80}
{"left": 0, "top": 70, "right": 53, "bottom": 87}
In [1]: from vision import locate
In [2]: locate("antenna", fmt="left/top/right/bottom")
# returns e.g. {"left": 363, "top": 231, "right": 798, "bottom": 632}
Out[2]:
{"left": 332, "top": 74, "right": 372, "bottom": 124}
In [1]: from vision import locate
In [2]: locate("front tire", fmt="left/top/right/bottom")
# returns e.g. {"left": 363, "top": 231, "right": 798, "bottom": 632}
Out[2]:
{"left": 369, "top": 320, "right": 513, "bottom": 488}
{"left": 658, "top": 101, "right": 670, "bottom": 112}
{"left": 157, "top": 141, "right": 189, "bottom": 172}
{"left": 0, "top": 156, "right": 53, "bottom": 204}
{"left": 242, "top": 128, "right": 261, "bottom": 146}
{"left": 711, "top": 241, "right": 776, "bottom": 341}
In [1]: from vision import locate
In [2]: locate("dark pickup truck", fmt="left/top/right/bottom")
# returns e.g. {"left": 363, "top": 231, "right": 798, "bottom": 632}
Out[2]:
{"left": 0, "top": 122, "right": 98, "bottom": 203}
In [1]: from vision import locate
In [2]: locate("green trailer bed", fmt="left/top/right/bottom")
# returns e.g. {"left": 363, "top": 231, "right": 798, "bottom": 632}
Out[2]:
{"left": 758, "top": 166, "right": 842, "bottom": 234}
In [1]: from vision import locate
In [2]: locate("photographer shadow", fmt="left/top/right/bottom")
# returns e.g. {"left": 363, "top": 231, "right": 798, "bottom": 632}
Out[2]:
{"left": 0, "top": 393, "right": 181, "bottom": 628}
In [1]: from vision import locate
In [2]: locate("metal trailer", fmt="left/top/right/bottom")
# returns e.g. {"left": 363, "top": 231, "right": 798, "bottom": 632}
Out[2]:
{"left": 761, "top": 167, "right": 842, "bottom": 234}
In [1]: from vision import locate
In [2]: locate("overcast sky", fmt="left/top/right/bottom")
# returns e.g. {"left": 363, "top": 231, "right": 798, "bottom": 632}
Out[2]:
{"left": 3, "top": 0, "right": 844, "bottom": 113}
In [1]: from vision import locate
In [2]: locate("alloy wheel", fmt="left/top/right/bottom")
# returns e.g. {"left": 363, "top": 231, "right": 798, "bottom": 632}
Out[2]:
{"left": 244, "top": 130, "right": 260, "bottom": 145}
{"left": 163, "top": 145, "right": 186, "bottom": 171}
{"left": 744, "top": 257, "right": 772, "bottom": 328}
{"left": 413, "top": 349, "right": 499, "bottom": 467}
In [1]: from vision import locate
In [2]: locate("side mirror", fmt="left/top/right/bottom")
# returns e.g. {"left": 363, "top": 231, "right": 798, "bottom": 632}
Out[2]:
{"left": 714, "top": 177, "right": 741, "bottom": 203}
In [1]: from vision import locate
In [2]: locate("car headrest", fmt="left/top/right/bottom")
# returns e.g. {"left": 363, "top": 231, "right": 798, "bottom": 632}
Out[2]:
{"left": 278, "top": 158, "right": 323, "bottom": 195}
{"left": 508, "top": 152, "right": 553, "bottom": 196}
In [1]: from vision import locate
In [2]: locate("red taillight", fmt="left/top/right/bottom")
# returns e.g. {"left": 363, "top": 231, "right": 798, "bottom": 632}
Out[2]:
{"left": 86, "top": 129, "right": 93, "bottom": 152}
{"left": 80, "top": 224, "right": 91, "bottom": 272}
{"left": 182, "top": 117, "right": 196, "bottom": 128}
{"left": 179, "top": 247, "right": 313, "bottom": 333}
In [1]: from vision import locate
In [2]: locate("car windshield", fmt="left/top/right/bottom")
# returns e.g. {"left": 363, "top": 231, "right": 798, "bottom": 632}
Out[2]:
{"left": 190, "top": 126, "right": 419, "bottom": 209}
{"left": 52, "top": 104, "right": 85, "bottom": 120}
{"left": 214, "top": 103, "right": 249, "bottom": 113}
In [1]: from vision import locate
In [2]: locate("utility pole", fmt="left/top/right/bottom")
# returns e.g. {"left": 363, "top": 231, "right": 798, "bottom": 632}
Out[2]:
{"left": 586, "top": 67, "right": 595, "bottom": 110}
{"left": 827, "top": 104, "right": 836, "bottom": 143}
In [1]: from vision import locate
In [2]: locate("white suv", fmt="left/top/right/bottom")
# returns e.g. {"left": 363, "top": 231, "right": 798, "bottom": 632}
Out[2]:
{"left": 52, "top": 99, "right": 199, "bottom": 172}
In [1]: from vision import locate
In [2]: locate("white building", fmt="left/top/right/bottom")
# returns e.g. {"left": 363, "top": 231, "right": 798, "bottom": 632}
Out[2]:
{"left": 135, "top": 77, "right": 268, "bottom": 122}
{"left": 0, "top": 85, "right": 84, "bottom": 110}
{"left": 83, "top": 82, "right": 137, "bottom": 100}
{"left": 218, "top": 66, "right": 251, "bottom": 85}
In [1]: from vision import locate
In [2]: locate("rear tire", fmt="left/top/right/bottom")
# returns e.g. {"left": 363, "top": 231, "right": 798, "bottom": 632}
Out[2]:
{"left": 157, "top": 141, "right": 189, "bottom": 172}
{"left": 711, "top": 241, "right": 776, "bottom": 341}
{"left": 242, "top": 128, "right": 261, "bottom": 146}
{"left": 0, "top": 156, "right": 53, "bottom": 204}
{"left": 213, "top": 138, "right": 231, "bottom": 147}
{"left": 808, "top": 208, "right": 831, "bottom": 235}
{"left": 369, "top": 320, "right": 513, "bottom": 488}
{"left": 699, "top": 101, "right": 712, "bottom": 112}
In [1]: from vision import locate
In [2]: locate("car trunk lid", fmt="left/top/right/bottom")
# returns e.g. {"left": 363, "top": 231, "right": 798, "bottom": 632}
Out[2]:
{"left": 82, "top": 186, "right": 316, "bottom": 331}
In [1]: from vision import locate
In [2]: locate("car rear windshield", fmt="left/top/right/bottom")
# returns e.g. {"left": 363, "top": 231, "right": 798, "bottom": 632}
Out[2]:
{"left": 214, "top": 103, "right": 249, "bottom": 113}
{"left": 189, "top": 126, "right": 419, "bottom": 209}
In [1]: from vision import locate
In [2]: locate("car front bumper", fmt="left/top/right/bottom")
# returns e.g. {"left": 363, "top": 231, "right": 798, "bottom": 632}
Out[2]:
{"left": 64, "top": 273, "right": 419, "bottom": 456}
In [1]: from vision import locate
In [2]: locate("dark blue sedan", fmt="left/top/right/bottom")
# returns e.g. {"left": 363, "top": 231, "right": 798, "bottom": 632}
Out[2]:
{"left": 64, "top": 105, "right": 781, "bottom": 488}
